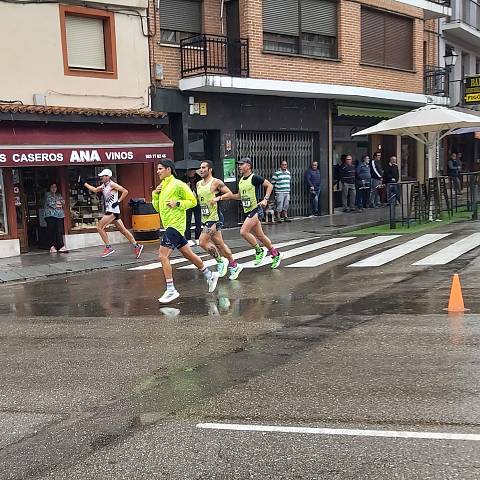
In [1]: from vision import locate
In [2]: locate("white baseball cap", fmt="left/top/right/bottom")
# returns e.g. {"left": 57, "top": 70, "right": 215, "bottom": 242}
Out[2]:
{"left": 98, "top": 168, "right": 113, "bottom": 177}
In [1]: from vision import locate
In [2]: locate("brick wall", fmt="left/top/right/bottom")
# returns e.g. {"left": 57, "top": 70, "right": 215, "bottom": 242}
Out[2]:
{"left": 152, "top": 0, "right": 438, "bottom": 95}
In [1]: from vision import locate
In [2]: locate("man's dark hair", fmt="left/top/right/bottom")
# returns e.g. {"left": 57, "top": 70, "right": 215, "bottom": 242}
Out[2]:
{"left": 159, "top": 159, "right": 177, "bottom": 177}
{"left": 373, "top": 151, "right": 381, "bottom": 157}
{"left": 201, "top": 160, "right": 213, "bottom": 170}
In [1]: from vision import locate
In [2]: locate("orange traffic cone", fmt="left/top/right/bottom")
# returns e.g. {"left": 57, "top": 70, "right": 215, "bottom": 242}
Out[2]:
{"left": 445, "top": 273, "right": 469, "bottom": 313}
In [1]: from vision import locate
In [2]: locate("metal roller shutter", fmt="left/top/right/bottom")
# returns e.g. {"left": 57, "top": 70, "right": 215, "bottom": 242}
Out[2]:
{"left": 361, "top": 8, "right": 385, "bottom": 66}
{"left": 65, "top": 15, "right": 106, "bottom": 70}
{"left": 301, "top": 0, "right": 337, "bottom": 37}
{"left": 263, "top": 0, "right": 299, "bottom": 36}
{"left": 159, "top": 0, "right": 202, "bottom": 33}
{"left": 385, "top": 15, "right": 413, "bottom": 70}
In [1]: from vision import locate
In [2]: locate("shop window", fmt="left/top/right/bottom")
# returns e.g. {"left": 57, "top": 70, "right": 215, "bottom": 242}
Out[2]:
{"left": 361, "top": 8, "right": 413, "bottom": 71}
{"left": 68, "top": 165, "right": 116, "bottom": 231}
{"left": 159, "top": 0, "right": 202, "bottom": 45}
{"left": 263, "top": 0, "right": 338, "bottom": 59}
{"left": 60, "top": 5, "right": 117, "bottom": 78}
{"left": 0, "top": 170, "right": 7, "bottom": 235}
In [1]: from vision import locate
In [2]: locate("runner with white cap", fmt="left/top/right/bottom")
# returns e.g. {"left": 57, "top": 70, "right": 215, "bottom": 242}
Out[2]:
{"left": 80, "top": 169, "right": 144, "bottom": 258}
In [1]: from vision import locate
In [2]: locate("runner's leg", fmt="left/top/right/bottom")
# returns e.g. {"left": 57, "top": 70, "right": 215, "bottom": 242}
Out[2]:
{"left": 199, "top": 231, "right": 220, "bottom": 260}
{"left": 240, "top": 215, "right": 260, "bottom": 247}
{"left": 211, "top": 230, "right": 235, "bottom": 264}
{"left": 114, "top": 219, "right": 137, "bottom": 245}
{"left": 97, "top": 215, "right": 115, "bottom": 245}
{"left": 252, "top": 217, "right": 274, "bottom": 250}
{"left": 179, "top": 243, "right": 219, "bottom": 292}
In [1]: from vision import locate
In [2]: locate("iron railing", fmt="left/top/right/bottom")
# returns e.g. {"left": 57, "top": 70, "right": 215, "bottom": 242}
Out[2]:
{"left": 447, "top": 0, "right": 480, "bottom": 30}
{"left": 180, "top": 34, "right": 249, "bottom": 78}
{"left": 424, "top": 65, "right": 448, "bottom": 96}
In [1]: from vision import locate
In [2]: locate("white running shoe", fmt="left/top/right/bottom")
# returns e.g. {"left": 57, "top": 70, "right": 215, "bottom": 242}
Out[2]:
{"left": 217, "top": 257, "right": 229, "bottom": 277}
{"left": 158, "top": 289, "right": 180, "bottom": 304}
{"left": 207, "top": 271, "right": 220, "bottom": 293}
{"left": 187, "top": 240, "right": 196, "bottom": 247}
{"left": 228, "top": 264, "right": 244, "bottom": 280}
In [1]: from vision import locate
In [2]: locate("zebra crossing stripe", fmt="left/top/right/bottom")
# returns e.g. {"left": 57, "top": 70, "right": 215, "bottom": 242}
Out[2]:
{"left": 286, "top": 235, "right": 401, "bottom": 268}
{"left": 128, "top": 254, "right": 209, "bottom": 271}
{"left": 348, "top": 233, "right": 450, "bottom": 267}
{"left": 179, "top": 238, "right": 317, "bottom": 270}
{"left": 413, "top": 233, "right": 480, "bottom": 266}
{"left": 240, "top": 237, "right": 355, "bottom": 268}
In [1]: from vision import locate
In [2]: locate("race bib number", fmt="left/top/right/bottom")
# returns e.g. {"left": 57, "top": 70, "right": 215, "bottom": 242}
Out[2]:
{"left": 201, "top": 205, "right": 210, "bottom": 216}
{"left": 241, "top": 196, "right": 251, "bottom": 208}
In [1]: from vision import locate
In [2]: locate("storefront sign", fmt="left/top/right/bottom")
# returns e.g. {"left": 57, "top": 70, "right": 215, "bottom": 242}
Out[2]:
{"left": 0, "top": 145, "right": 171, "bottom": 167}
{"left": 464, "top": 75, "right": 480, "bottom": 105}
{"left": 223, "top": 158, "right": 236, "bottom": 183}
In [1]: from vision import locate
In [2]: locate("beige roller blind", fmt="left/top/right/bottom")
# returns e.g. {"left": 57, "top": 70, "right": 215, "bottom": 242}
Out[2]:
{"left": 65, "top": 15, "right": 106, "bottom": 70}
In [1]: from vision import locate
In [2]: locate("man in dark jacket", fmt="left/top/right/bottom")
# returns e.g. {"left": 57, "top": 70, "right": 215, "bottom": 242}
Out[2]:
{"left": 447, "top": 152, "right": 462, "bottom": 194}
{"left": 369, "top": 151, "right": 384, "bottom": 207}
{"left": 305, "top": 161, "right": 321, "bottom": 215}
{"left": 384, "top": 156, "right": 400, "bottom": 205}
{"left": 340, "top": 155, "right": 357, "bottom": 212}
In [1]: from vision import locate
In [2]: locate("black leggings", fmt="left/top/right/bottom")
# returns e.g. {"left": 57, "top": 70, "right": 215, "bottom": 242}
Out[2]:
{"left": 45, "top": 217, "right": 65, "bottom": 250}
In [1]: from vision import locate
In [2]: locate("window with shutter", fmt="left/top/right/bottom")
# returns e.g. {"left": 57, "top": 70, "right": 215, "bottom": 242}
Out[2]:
{"left": 361, "top": 7, "right": 413, "bottom": 71}
{"left": 159, "top": 0, "right": 202, "bottom": 44}
{"left": 65, "top": 15, "right": 106, "bottom": 70}
{"left": 263, "top": 0, "right": 338, "bottom": 59}
{"left": 60, "top": 5, "right": 117, "bottom": 79}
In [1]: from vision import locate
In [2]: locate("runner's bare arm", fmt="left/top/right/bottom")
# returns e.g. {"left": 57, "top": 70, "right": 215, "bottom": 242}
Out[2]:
{"left": 260, "top": 179, "right": 273, "bottom": 207}
{"left": 211, "top": 180, "right": 234, "bottom": 203}
{"left": 110, "top": 181, "right": 129, "bottom": 203}
{"left": 83, "top": 182, "right": 103, "bottom": 193}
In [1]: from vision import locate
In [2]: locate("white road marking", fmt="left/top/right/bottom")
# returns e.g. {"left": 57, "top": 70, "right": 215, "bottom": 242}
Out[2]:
{"left": 239, "top": 237, "right": 355, "bottom": 268}
{"left": 196, "top": 422, "right": 480, "bottom": 442}
{"left": 128, "top": 254, "right": 208, "bottom": 271}
{"left": 413, "top": 233, "right": 480, "bottom": 266}
{"left": 349, "top": 233, "right": 450, "bottom": 267}
{"left": 179, "top": 238, "right": 316, "bottom": 270}
{"left": 286, "top": 236, "right": 401, "bottom": 268}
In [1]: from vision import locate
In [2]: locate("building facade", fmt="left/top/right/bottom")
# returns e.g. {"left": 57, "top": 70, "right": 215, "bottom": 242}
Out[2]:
{"left": 151, "top": 0, "right": 451, "bottom": 222}
{"left": 0, "top": 0, "right": 173, "bottom": 257}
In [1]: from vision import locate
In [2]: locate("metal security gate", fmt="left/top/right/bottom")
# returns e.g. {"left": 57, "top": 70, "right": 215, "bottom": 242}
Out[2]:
{"left": 236, "top": 131, "right": 314, "bottom": 217}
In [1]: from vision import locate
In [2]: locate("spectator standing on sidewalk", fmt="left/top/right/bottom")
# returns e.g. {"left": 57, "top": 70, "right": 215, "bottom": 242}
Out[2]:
{"left": 369, "top": 151, "right": 384, "bottom": 208}
{"left": 341, "top": 155, "right": 357, "bottom": 212}
{"left": 356, "top": 155, "right": 371, "bottom": 210}
{"left": 305, "top": 160, "right": 321, "bottom": 216}
{"left": 384, "top": 156, "right": 400, "bottom": 205}
{"left": 447, "top": 152, "right": 462, "bottom": 195}
{"left": 271, "top": 160, "right": 292, "bottom": 222}
{"left": 185, "top": 168, "right": 202, "bottom": 246}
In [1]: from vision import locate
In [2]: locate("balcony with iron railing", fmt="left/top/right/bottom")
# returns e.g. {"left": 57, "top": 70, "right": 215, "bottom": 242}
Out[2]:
{"left": 424, "top": 65, "right": 449, "bottom": 97}
{"left": 443, "top": 0, "right": 480, "bottom": 48}
{"left": 180, "top": 34, "right": 249, "bottom": 79}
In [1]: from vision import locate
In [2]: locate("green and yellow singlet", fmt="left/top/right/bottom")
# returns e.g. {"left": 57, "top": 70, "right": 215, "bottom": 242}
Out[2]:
{"left": 197, "top": 178, "right": 219, "bottom": 223}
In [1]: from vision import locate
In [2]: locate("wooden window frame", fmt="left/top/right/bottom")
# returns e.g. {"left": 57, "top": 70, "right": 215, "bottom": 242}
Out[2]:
{"left": 59, "top": 5, "right": 117, "bottom": 79}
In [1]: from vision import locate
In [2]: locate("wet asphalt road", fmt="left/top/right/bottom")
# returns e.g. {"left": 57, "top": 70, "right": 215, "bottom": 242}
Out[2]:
{"left": 1, "top": 222, "right": 480, "bottom": 479}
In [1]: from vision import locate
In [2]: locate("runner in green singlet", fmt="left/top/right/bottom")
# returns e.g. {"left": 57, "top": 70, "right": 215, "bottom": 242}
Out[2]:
{"left": 197, "top": 161, "right": 243, "bottom": 280}
{"left": 223, "top": 157, "right": 281, "bottom": 268}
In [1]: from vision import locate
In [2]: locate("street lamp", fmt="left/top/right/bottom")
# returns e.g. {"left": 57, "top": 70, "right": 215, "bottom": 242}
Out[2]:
{"left": 444, "top": 49, "right": 459, "bottom": 69}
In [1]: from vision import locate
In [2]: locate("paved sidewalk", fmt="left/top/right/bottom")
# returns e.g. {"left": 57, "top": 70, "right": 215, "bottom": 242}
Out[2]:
{"left": 0, "top": 207, "right": 391, "bottom": 284}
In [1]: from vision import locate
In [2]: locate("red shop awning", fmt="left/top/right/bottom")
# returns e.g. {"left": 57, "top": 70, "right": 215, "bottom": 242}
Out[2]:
{"left": 0, "top": 124, "right": 173, "bottom": 167}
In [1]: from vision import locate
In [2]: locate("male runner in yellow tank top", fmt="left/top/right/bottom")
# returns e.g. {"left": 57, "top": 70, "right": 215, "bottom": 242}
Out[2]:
{"left": 222, "top": 157, "right": 281, "bottom": 268}
{"left": 197, "top": 160, "right": 243, "bottom": 280}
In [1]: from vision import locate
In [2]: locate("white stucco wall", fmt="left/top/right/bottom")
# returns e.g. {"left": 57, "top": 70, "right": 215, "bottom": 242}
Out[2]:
{"left": 0, "top": 2, "right": 150, "bottom": 109}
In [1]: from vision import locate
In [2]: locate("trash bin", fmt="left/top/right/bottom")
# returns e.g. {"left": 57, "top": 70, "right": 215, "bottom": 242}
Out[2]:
{"left": 129, "top": 198, "right": 161, "bottom": 242}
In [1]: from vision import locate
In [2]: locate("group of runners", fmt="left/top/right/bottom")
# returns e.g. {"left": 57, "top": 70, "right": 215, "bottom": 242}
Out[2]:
{"left": 79, "top": 158, "right": 282, "bottom": 304}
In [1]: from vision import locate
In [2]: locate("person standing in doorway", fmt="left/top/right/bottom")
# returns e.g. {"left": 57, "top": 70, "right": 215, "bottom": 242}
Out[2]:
{"left": 356, "top": 155, "right": 371, "bottom": 210}
{"left": 185, "top": 168, "right": 202, "bottom": 246}
{"left": 271, "top": 160, "right": 292, "bottom": 222}
{"left": 384, "top": 156, "right": 400, "bottom": 204}
{"left": 80, "top": 169, "right": 143, "bottom": 259}
{"left": 44, "top": 183, "right": 68, "bottom": 253}
{"left": 197, "top": 160, "right": 243, "bottom": 280}
{"left": 305, "top": 160, "right": 321, "bottom": 216}
{"left": 369, "top": 151, "right": 384, "bottom": 208}
{"left": 152, "top": 160, "right": 219, "bottom": 303}
{"left": 447, "top": 152, "right": 462, "bottom": 195}
{"left": 340, "top": 155, "right": 357, "bottom": 212}
{"left": 225, "top": 158, "right": 281, "bottom": 268}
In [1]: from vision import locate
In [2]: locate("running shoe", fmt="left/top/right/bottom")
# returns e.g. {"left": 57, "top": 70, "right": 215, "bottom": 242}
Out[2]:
{"left": 101, "top": 246, "right": 115, "bottom": 258}
{"left": 49, "top": 246, "right": 57, "bottom": 253}
{"left": 217, "top": 257, "right": 229, "bottom": 277}
{"left": 228, "top": 264, "right": 244, "bottom": 280}
{"left": 134, "top": 244, "right": 144, "bottom": 259}
{"left": 271, "top": 253, "right": 282, "bottom": 269}
{"left": 158, "top": 289, "right": 180, "bottom": 304}
{"left": 254, "top": 247, "right": 267, "bottom": 266}
{"left": 207, "top": 271, "right": 220, "bottom": 293}
{"left": 187, "top": 239, "right": 196, "bottom": 247}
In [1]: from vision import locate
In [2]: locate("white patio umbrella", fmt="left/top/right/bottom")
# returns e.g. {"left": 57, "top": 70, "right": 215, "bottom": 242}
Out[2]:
{"left": 352, "top": 105, "right": 480, "bottom": 177}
